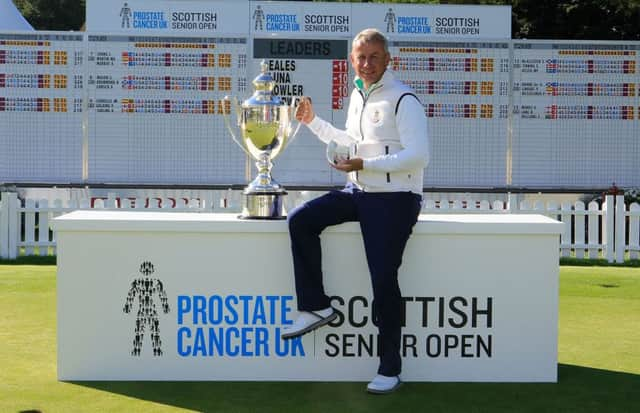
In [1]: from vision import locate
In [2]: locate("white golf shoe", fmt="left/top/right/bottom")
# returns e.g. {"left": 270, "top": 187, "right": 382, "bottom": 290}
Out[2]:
{"left": 366, "top": 374, "right": 402, "bottom": 394}
{"left": 281, "top": 307, "right": 337, "bottom": 339}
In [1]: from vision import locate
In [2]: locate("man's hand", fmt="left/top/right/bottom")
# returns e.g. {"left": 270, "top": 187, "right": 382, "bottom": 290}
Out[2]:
{"left": 295, "top": 96, "right": 315, "bottom": 124}
{"left": 332, "top": 158, "right": 363, "bottom": 172}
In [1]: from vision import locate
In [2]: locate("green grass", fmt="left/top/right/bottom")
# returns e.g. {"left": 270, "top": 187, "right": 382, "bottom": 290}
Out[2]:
{"left": 1, "top": 265, "right": 639, "bottom": 413}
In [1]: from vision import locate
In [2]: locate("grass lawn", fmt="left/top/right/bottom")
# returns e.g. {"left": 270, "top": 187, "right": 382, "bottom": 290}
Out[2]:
{"left": 1, "top": 264, "right": 639, "bottom": 413}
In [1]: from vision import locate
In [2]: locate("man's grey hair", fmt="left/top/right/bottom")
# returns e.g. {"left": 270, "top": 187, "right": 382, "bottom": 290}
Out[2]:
{"left": 352, "top": 28, "right": 389, "bottom": 54}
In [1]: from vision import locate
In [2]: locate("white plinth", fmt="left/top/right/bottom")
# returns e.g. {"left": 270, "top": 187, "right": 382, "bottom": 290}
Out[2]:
{"left": 53, "top": 211, "right": 562, "bottom": 382}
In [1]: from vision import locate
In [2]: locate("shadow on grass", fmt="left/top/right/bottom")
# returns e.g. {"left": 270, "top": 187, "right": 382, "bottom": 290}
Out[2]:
{"left": 70, "top": 364, "right": 639, "bottom": 413}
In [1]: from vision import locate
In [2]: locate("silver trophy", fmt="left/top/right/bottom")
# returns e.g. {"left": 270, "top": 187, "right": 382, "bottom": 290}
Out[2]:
{"left": 223, "top": 60, "right": 301, "bottom": 219}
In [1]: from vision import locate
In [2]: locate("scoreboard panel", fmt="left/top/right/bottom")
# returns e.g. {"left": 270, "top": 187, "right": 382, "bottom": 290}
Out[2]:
{"left": 390, "top": 40, "right": 511, "bottom": 188}
{"left": 512, "top": 41, "right": 640, "bottom": 188}
{"left": 0, "top": 32, "right": 83, "bottom": 183}
{"left": 86, "top": 34, "right": 248, "bottom": 184}
{"left": 1, "top": 33, "right": 639, "bottom": 189}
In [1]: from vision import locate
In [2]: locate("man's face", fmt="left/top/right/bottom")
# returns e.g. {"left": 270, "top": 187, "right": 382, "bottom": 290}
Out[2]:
{"left": 349, "top": 40, "right": 390, "bottom": 89}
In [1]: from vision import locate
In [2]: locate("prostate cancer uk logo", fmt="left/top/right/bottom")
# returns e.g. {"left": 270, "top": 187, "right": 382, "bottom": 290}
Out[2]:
{"left": 119, "top": 2, "right": 168, "bottom": 30}
{"left": 122, "top": 262, "right": 493, "bottom": 361}
{"left": 176, "top": 294, "right": 305, "bottom": 357}
{"left": 383, "top": 8, "right": 481, "bottom": 36}
{"left": 123, "top": 261, "right": 170, "bottom": 356}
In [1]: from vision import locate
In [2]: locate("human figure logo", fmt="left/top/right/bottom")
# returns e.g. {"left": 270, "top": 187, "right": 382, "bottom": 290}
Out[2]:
{"left": 253, "top": 5, "right": 265, "bottom": 31}
{"left": 123, "top": 261, "right": 170, "bottom": 356}
{"left": 120, "top": 2, "right": 132, "bottom": 28}
{"left": 384, "top": 8, "right": 396, "bottom": 33}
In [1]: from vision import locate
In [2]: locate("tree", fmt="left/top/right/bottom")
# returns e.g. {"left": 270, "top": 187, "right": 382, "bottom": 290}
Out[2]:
{"left": 13, "top": 0, "right": 85, "bottom": 31}
{"left": 512, "top": 0, "right": 640, "bottom": 40}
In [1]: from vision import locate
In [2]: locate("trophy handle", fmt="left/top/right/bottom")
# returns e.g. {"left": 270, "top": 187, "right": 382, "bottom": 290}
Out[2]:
{"left": 222, "top": 96, "right": 251, "bottom": 157}
{"left": 287, "top": 96, "right": 303, "bottom": 145}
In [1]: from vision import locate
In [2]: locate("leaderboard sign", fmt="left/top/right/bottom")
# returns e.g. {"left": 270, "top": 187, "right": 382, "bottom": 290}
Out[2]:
{"left": 13, "top": 2, "right": 640, "bottom": 189}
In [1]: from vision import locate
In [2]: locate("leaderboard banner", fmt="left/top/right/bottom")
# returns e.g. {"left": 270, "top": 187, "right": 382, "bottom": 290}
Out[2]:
{"left": 349, "top": 3, "right": 511, "bottom": 39}
{"left": 86, "top": 1, "right": 512, "bottom": 39}
{"left": 86, "top": 0, "right": 248, "bottom": 35}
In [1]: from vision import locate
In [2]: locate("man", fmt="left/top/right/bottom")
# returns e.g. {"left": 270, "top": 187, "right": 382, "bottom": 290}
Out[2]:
{"left": 282, "top": 28, "right": 429, "bottom": 394}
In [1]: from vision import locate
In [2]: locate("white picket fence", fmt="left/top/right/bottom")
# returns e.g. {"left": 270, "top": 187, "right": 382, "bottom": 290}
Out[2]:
{"left": 1, "top": 191, "right": 639, "bottom": 262}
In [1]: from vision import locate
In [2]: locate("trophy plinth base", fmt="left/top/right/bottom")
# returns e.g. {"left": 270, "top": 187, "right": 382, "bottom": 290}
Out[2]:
{"left": 239, "top": 191, "right": 287, "bottom": 220}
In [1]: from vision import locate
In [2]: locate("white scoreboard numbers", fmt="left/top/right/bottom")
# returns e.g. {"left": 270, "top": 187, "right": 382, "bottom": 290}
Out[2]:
{"left": 512, "top": 41, "right": 640, "bottom": 188}
{"left": 0, "top": 32, "right": 84, "bottom": 183}
{"left": 2, "top": 1, "right": 639, "bottom": 189}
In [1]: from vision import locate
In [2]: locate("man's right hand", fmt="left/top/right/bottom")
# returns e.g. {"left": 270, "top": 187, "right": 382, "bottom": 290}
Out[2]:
{"left": 295, "top": 96, "right": 315, "bottom": 124}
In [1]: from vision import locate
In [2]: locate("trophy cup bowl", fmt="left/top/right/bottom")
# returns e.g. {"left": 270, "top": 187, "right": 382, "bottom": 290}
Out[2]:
{"left": 223, "top": 60, "right": 301, "bottom": 219}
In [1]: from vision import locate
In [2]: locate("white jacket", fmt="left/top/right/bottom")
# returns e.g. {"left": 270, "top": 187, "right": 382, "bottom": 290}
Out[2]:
{"left": 307, "top": 69, "right": 429, "bottom": 195}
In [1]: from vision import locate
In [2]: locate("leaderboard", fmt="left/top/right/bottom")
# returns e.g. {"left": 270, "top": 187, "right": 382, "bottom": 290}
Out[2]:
{"left": 2, "top": 31, "right": 640, "bottom": 189}
{"left": 512, "top": 42, "right": 640, "bottom": 188}
{"left": 0, "top": 33, "right": 83, "bottom": 183}
{"left": 86, "top": 35, "right": 248, "bottom": 184}
{"left": 253, "top": 37, "right": 350, "bottom": 186}
{"left": 390, "top": 41, "right": 511, "bottom": 188}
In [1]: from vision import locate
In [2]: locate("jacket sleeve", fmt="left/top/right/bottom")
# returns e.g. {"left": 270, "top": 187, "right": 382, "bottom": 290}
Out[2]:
{"left": 362, "top": 95, "right": 430, "bottom": 172}
{"left": 304, "top": 90, "right": 360, "bottom": 146}
{"left": 306, "top": 115, "right": 353, "bottom": 147}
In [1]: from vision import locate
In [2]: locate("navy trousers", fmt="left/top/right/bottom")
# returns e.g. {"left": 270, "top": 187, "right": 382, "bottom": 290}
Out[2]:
{"left": 287, "top": 186, "right": 422, "bottom": 376}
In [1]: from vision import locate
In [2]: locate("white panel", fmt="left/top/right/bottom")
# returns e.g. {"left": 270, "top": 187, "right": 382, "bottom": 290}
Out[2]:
{"left": 54, "top": 211, "right": 560, "bottom": 382}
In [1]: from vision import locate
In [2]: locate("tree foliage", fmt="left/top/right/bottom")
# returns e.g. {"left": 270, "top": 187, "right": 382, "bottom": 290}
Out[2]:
{"left": 12, "top": 0, "right": 85, "bottom": 31}
{"left": 11, "top": 0, "right": 640, "bottom": 40}
{"left": 511, "top": 0, "right": 640, "bottom": 40}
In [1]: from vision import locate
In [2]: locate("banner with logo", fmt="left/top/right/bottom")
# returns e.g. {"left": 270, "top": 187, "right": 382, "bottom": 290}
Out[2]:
{"left": 54, "top": 211, "right": 560, "bottom": 381}
{"left": 351, "top": 3, "right": 511, "bottom": 40}
{"left": 87, "top": 1, "right": 511, "bottom": 39}
{"left": 249, "top": 1, "right": 351, "bottom": 38}
{"left": 87, "top": 0, "right": 248, "bottom": 35}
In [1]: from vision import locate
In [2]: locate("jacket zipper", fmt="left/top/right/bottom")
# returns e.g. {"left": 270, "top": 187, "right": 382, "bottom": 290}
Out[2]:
{"left": 358, "top": 83, "right": 383, "bottom": 139}
{"left": 358, "top": 89, "right": 367, "bottom": 140}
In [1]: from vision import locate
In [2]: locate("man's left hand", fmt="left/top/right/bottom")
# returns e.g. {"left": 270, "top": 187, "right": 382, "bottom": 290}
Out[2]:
{"left": 332, "top": 158, "right": 363, "bottom": 172}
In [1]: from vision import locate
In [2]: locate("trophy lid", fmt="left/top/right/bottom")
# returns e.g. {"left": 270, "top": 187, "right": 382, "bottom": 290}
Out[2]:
{"left": 243, "top": 60, "right": 282, "bottom": 107}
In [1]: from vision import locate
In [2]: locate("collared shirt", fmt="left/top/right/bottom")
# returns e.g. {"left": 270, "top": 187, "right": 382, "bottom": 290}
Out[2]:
{"left": 354, "top": 76, "right": 382, "bottom": 98}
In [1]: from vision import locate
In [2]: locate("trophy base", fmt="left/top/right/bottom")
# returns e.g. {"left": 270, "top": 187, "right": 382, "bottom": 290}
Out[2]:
{"left": 239, "top": 191, "right": 287, "bottom": 220}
